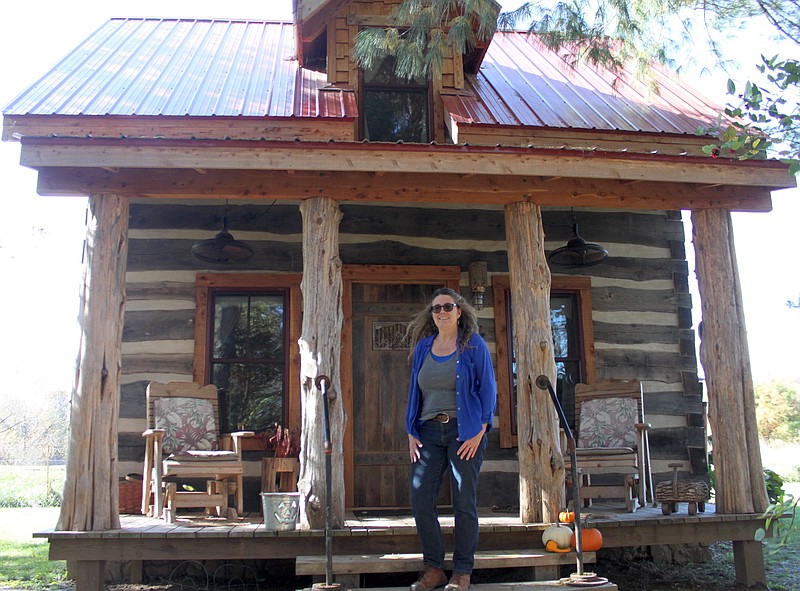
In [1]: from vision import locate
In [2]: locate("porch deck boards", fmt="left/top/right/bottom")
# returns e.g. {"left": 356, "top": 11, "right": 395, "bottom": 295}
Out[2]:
{"left": 35, "top": 502, "right": 768, "bottom": 590}
{"left": 36, "top": 501, "right": 764, "bottom": 554}
{"left": 359, "top": 584, "right": 618, "bottom": 591}
{"left": 295, "top": 550, "right": 596, "bottom": 575}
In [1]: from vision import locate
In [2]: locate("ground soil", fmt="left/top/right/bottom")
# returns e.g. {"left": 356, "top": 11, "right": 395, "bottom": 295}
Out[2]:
{"left": 591, "top": 541, "right": 799, "bottom": 591}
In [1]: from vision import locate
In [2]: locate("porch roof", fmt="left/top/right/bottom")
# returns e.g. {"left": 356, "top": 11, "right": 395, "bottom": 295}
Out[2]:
{"left": 4, "top": 18, "right": 722, "bottom": 137}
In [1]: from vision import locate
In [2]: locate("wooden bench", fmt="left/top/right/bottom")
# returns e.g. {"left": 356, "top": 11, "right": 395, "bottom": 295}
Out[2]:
{"left": 296, "top": 550, "right": 596, "bottom": 588}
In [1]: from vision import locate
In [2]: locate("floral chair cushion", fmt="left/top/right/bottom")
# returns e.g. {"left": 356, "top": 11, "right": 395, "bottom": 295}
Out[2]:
{"left": 577, "top": 396, "right": 638, "bottom": 449}
{"left": 154, "top": 397, "right": 218, "bottom": 455}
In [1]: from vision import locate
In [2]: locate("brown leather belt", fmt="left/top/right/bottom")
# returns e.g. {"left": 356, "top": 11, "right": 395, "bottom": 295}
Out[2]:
{"left": 431, "top": 413, "right": 451, "bottom": 423}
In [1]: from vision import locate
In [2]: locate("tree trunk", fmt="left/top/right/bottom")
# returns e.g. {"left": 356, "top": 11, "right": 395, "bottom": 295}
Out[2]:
{"left": 298, "top": 197, "right": 346, "bottom": 529}
{"left": 504, "top": 201, "right": 563, "bottom": 523}
{"left": 692, "top": 209, "right": 768, "bottom": 514}
{"left": 58, "top": 194, "right": 128, "bottom": 531}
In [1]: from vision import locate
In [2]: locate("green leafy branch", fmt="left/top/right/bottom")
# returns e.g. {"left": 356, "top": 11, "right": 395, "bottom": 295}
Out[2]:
{"left": 755, "top": 469, "right": 799, "bottom": 547}
{"left": 698, "top": 55, "right": 800, "bottom": 176}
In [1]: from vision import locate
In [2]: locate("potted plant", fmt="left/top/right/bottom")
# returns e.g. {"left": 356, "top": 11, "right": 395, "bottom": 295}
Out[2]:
{"left": 268, "top": 423, "right": 300, "bottom": 458}
{"left": 261, "top": 423, "right": 300, "bottom": 493}
{"left": 260, "top": 424, "right": 301, "bottom": 530}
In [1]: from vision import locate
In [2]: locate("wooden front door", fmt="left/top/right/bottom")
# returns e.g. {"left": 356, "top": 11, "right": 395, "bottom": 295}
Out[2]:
{"left": 343, "top": 266, "right": 461, "bottom": 508}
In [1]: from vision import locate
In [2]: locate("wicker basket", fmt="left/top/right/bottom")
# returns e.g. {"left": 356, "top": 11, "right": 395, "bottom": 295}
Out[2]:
{"left": 119, "top": 477, "right": 143, "bottom": 514}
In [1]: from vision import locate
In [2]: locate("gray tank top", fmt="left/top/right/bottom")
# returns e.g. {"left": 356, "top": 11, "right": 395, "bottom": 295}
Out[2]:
{"left": 418, "top": 351, "right": 458, "bottom": 421}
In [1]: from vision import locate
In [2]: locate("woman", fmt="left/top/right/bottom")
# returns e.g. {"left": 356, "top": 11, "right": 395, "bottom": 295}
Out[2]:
{"left": 405, "top": 288, "right": 497, "bottom": 591}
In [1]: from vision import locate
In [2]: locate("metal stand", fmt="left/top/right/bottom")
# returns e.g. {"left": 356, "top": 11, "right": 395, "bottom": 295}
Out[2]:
{"left": 311, "top": 374, "right": 343, "bottom": 591}
{"left": 535, "top": 375, "right": 608, "bottom": 587}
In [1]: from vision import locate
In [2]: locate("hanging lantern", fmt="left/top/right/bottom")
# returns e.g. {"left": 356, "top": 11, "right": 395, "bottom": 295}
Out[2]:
{"left": 191, "top": 210, "right": 254, "bottom": 264}
{"left": 548, "top": 212, "right": 608, "bottom": 268}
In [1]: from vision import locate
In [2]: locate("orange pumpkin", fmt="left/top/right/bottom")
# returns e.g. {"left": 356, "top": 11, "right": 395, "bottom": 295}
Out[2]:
{"left": 572, "top": 527, "right": 603, "bottom": 552}
{"left": 545, "top": 540, "right": 572, "bottom": 553}
{"left": 558, "top": 510, "right": 575, "bottom": 523}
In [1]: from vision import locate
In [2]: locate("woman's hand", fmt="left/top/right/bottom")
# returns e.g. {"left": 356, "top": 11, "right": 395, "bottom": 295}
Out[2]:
{"left": 457, "top": 424, "right": 487, "bottom": 460}
{"left": 408, "top": 434, "right": 423, "bottom": 463}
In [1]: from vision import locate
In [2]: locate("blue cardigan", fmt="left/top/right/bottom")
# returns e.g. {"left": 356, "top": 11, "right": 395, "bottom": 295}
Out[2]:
{"left": 405, "top": 332, "right": 497, "bottom": 441}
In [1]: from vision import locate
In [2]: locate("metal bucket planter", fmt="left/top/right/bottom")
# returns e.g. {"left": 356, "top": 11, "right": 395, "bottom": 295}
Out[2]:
{"left": 261, "top": 492, "right": 300, "bottom": 531}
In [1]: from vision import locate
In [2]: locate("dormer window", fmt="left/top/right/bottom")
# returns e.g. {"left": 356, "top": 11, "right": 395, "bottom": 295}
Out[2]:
{"left": 362, "top": 55, "right": 430, "bottom": 143}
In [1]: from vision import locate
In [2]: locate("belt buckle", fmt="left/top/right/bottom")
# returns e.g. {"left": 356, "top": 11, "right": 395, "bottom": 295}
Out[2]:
{"left": 437, "top": 413, "right": 450, "bottom": 423}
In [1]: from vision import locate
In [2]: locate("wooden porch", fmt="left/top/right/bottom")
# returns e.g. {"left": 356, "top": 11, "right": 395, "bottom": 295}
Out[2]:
{"left": 38, "top": 501, "right": 767, "bottom": 590}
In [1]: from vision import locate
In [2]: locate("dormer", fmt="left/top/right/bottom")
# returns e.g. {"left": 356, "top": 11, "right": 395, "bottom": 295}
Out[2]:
{"left": 293, "top": 0, "right": 499, "bottom": 79}
{"left": 293, "top": 0, "right": 500, "bottom": 143}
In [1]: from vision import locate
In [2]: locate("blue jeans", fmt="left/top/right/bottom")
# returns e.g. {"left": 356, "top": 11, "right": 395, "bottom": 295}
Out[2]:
{"left": 410, "top": 418, "right": 487, "bottom": 574}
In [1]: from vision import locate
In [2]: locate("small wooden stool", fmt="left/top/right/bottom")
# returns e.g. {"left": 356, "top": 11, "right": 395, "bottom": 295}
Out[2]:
{"left": 261, "top": 457, "right": 300, "bottom": 493}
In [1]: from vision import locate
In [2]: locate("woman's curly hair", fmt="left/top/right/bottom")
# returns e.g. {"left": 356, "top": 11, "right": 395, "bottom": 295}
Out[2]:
{"left": 407, "top": 287, "right": 479, "bottom": 359}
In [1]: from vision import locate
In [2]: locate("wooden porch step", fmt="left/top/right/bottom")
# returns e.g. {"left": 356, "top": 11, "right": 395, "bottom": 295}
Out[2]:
{"left": 296, "top": 549, "right": 595, "bottom": 575}
{"left": 348, "top": 583, "right": 616, "bottom": 591}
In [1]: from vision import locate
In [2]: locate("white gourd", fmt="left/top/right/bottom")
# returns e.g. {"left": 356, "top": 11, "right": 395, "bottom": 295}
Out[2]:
{"left": 541, "top": 523, "right": 572, "bottom": 549}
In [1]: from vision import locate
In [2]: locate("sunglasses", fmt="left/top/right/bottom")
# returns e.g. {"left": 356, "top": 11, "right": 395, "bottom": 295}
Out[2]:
{"left": 431, "top": 303, "right": 459, "bottom": 313}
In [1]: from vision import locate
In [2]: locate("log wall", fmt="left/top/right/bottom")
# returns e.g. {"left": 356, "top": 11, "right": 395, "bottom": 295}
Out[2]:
{"left": 118, "top": 200, "right": 703, "bottom": 511}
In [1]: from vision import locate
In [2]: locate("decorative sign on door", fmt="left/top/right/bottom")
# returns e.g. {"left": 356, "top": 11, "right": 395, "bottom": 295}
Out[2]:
{"left": 372, "top": 322, "right": 411, "bottom": 350}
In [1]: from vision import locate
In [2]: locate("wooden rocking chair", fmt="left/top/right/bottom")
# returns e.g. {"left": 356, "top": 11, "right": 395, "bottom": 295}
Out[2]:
{"left": 141, "top": 381, "right": 252, "bottom": 522}
{"left": 566, "top": 379, "right": 654, "bottom": 512}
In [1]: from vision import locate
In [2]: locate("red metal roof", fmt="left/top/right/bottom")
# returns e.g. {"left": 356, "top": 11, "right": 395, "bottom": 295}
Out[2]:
{"left": 4, "top": 18, "right": 356, "bottom": 119}
{"left": 4, "top": 19, "right": 721, "bottom": 135}
{"left": 446, "top": 33, "right": 723, "bottom": 135}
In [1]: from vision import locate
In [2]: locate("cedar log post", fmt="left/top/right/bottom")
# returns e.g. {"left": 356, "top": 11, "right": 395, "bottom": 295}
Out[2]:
{"left": 504, "top": 201, "right": 563, "bottom": 523}
{"left": 692, "top": 209, "right": 768, "bottom": 587}
{"left": 297, "top": 197, "right": 346, "bottom": 529}
{"left": 692, "top": 209, "right": 768, "bottom": 514}
{"left": 58, "top": 194, "right": 128, "bottom": 533}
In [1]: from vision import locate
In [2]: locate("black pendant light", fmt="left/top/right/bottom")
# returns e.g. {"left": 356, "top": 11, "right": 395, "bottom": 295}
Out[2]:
{"left": 191, "top": 204, "right": 254, "bottom": 264}
{"left": 548, "top": 211, "right": 608, "bottom": 268}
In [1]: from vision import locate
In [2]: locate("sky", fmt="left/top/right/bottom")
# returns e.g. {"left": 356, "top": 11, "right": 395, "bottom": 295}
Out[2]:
{"left": 0, "top": 0, "right": 798, "bottom": 401}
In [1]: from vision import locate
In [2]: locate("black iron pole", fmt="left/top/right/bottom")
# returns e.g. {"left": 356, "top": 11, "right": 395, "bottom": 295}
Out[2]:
{"left": 315, "top": 374, "right": 334, "bottom": 587}
{"left": 534, "top": 375, "right": 584, "bottom": 575}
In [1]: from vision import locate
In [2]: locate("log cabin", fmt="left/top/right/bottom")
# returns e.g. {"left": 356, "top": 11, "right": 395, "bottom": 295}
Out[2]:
{"left": 2, "top": 0, "right": 796, "bottom": 589}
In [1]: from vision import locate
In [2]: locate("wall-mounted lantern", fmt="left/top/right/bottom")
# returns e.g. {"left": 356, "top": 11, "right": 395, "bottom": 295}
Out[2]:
{"left": 468, "top": 261, "right": 488, "bottom": 310}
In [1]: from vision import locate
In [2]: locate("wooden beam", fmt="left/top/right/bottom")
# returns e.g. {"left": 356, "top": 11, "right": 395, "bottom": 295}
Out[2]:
{"left": 504, "top": 202, "right": 563, "bottom": 523}
{"left": 19, "top": 139, "right": 797, "bottom": 188}
{"left": 69, "top": 560, "right": 106, "bottom": 591}
{"left": 733, "top": 540, "right": 766, "bottom": 587}
{"left": 58, "top": 194, "right": 128, "bottom": 532}
{"left": 44, "top": 513, "right": 770, "bottom": 561}
{"left": 36, "top": 168, "right": 775, "bottom": 212}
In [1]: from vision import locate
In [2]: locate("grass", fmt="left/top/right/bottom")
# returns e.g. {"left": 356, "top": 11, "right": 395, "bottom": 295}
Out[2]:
{"left": 0, "top": 465, "right": 67, "bottom": 589}
{"left": 0, "top": 507, "right": 67, "bottom": 589}
{"left": 0, "top": 465, "right": 65, "bottom": 508}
